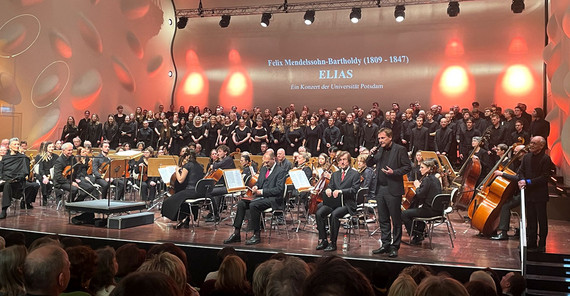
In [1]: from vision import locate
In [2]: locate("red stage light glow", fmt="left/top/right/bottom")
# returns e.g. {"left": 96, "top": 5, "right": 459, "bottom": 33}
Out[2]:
{"left": 439, "top": 65, "right": 469, "bottom": 96}
{"left": 501, "top": 64, "right": 534, "bottom": 96}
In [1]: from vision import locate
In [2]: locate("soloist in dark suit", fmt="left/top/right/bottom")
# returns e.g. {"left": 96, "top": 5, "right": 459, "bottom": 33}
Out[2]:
{"left": 367, "top": 142, "right": 411, "bottom": 253}
{"left": 225, "top": 163, "right": 286, "bottom": 244}
{"left": 401, "top": 174, "right": 442, "bottom": 240}
{"left": 315, "top": 167, "right": 361, "bottom": 248}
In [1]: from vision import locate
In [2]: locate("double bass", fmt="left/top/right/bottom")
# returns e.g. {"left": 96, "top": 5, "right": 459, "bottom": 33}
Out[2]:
{"left": 452, "top": 131, "right": 490, "bottom": 210}
{"left": 469, "top": 143, "right": 527, "bottom": 235}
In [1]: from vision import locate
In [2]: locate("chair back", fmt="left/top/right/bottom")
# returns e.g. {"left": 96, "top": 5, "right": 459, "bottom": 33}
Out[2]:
{"left": 430, "top": 193, "right": 452, "bottom": 214}
{"left": 195, "top": 178, "right": 216, "bottom": 196}
{"left": 356, "top": 187, "right": 369, "bottom": 205}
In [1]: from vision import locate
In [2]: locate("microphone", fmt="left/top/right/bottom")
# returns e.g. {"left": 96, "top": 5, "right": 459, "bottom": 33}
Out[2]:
{"left": 370, "top": 145, "right": 380, "bottom": 155}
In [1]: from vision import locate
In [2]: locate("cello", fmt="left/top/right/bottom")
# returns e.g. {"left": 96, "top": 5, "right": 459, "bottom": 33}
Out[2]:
{"left": 308, "top": 161, "right": 333, "bottom": 215}
{"left": 469, "top": 143, "right": 527, "bottom": 235}
{"left": 452, "top": 132, "right": 490, "bottom": 210}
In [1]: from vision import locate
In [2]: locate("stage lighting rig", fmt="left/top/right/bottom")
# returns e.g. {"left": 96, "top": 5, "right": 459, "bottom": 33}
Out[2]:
{"left": 304, "top": 10, "right": 315, "bottom": 25}
{"left": 394, "top": 5, "right": 405, "bottom": 22}
{"left": 447, "top": 1, "right": 459, "bottom": 17}
{"left": 511, "top": 0, "right": 524, "bottom": 13}
{"left": 219, "top": 15, "right": 231, "bottom": 27}
{"left": 260, "top": 13, "right": 272, "bottom": 27}
{"left": 350, "top": 8, "right": 361, "bottom": 23}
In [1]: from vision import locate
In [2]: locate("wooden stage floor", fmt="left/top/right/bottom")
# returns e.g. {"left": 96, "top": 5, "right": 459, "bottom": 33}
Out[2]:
{"left": 1, "top": 201, "right": 569, "bottom": 274}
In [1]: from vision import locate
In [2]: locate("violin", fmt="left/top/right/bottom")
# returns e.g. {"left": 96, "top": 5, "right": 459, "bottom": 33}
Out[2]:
{"left": 62, "top": 165, "right": 73, "bottom": 178}
{"left": 99, "top": 161, "right": 110, "bottom": 177}
{"left": 87, "top": 159, "right": 93, "bottom": 175}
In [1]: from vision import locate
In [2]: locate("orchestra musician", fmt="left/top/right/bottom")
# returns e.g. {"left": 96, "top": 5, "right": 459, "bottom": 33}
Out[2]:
{"left": 401, "top": 159, "right": 442, "bottom": 245}
{"left": 470, "top": 136, "right": 492, "bottom": 187}
{"left": 52, "top": 143, "right": 91, "bottom": 202}
{"left": 491, "top": 144, "right": 526, "bottom": 241}
{"left": 356, "top": 154, "right": 375, "bottom": 200}
{"left": 161, "top": 148, "right": 205, "bottom": 229}
{"left": 36, "top": 141, "right": 58, "bottom": 205}
{"left": 205, "top": 145, "right": 235, "bottom": 223}
{"left": 73, "top": 147, "right": 99, "bottom": 200}
{"left": 90, "top": 141, "right": 125, "bottom": 200}
{"left": 0, "top": 139, "right": 35, "bottom": 219}
{"left": 368, "top": 128, "right": 412, "bottom": 258}
{"left": 223, "top": 150, "right": 287, "bottom": 245}
{"left": 132, "top": 147, "right": 158, "bottom": 202}
{"left": 240, "top": 152, "right": 257, "bottom": 182}
{"left": 315, "top": 151, "right": 361, "bottom": 252}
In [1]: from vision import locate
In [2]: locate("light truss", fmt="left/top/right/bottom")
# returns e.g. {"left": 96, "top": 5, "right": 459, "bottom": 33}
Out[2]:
{"left": 175, "top": 0, "right": 465, "bottom": 18}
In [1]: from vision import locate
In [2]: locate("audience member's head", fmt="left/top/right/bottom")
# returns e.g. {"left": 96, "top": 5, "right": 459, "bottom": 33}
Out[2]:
{"left": 414, "top": 276, "right": 469, "bottom": 296}
{"left": 24, "top": 244, "right": 70, "bottom": 296}
{"left": 146, "top": 242, "right": 188, "bottom": 271}
{"left": 252, "top": 259, "right": 280, "bottom": 296}
{"left": 115, "top": 243, "right": 146, "bottom": 279}
{"left": 500, "top": 272, "right": 526, "bottom": 296}
{"left": 29, "top": 235, "right": 61, "bottom": 251}
{"left": 368, "top": 262, "right": 392, "bottom": 296}
{"left": 0, "top": 245, "right": 27, "bottom": 296}
{"left": 387, "top": 274, "right": 417, "bottom": 296}
{"left": 60, "top": 237, "right": 83, "bottom": 249}
{"left": 216, "top": 246, "right": 237, "bottom": 266}
{"left": 0, "top": 235, "right": 5, "bottom": 250}
{"left": 89, "top": 246, "right": 117, "bottom": 296}
{"left": 4, "top": 232, "right": 25, "bottom": 247}
{"left": 138, "top": 252, "right": 188, "bottom": 295}
{"left": 109, "top": 271, "right": 181, "bottom": 296}
{"left": 302, "top": 255, "right": 374, "bottom": 296}
{"left": 469, "top": 270, "right": 496, "bottom": 292}
{"left": 400, "top": 265, "right": 432, "bottom": 285}
{"left": 215, "top": 255, "right": 251, "bottom": 294}
{"left": 65, "top": 245, "right": 98, "bottom": 294}
{"left": 266, "top": 256, "right": 310, "bottom": 296}
{"left": 465, "top": 280, "right": 498, "bottom": 296}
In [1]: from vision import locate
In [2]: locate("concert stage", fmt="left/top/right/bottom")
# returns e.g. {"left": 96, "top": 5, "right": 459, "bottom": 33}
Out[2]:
{"left": 2, "top": 203, "right": 569, "bottom": 285}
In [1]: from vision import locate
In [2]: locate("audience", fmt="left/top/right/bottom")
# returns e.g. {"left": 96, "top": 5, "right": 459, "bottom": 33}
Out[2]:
{"left": 23, "top": 244, "right": 70, "bottom": 296}
{"left": 205, "top": 246, "right": 237, "bottom": 282}
{"left": 0, "top": 232, "right": 530, "bottom": 296}
{"left": 109, "top": 271, "right": 181, "bottom": 296}
{"left": 414, "top": 275, "right": 469, "bottom": 296}
{"left": 266, "top": 256, "right": 310, "bottom": 296}
{"left": 89, "top": 246, "right": 118, "bottom": 296}
{"left": 0, "top": 245, "right": 27, "bottom": 296}
{"left": 0, "top": 235, "right": 6, "bottom": 250}
{"left": 137, "top": 252, "right": 199, "bottom": 296}
{"left": 62, "top": 245, "right": 98, "bottom": 296}
{"left": 302, "top": 255, "right": 374, "bottom": 296}
{"left": 387, "top": 274, "right": 417, "bottom": 296}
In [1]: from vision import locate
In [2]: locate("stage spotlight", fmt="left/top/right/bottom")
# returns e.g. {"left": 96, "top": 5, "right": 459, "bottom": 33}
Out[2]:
{"left": 304, "top": 10, "right": 315, "bottom": 25}
{"left": 511, "top": 0, "right": 525, "bottom": 13}
{"left": 177, "top": 16, "right": 188, "bottom": 29}
{"left": 447, "top": 2, "right": 460, "bottom": 17}
{"left": 394, "top": 5, "right": 405, "bottom": 22}
{"left": 350, "top": 8, "right": 361, "bottom": 23}
{"left": 219, "top": 15, "right": 231, "bottom": 28}
{"left": 260, "top": 13, "right": 272, "bottom": 27}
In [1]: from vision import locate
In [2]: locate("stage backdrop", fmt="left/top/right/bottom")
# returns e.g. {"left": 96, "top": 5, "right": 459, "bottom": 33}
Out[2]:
{"left": 173, "top": 0, "right": 546, "bottom": 113}
{"left": 0, "top": 0, "right": 176, "bottom": 146}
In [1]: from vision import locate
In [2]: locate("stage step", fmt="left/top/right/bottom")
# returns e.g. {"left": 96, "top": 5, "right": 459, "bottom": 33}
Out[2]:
{"left": 107, "top": 212, "right": 154, "bottom": 229}
{"left": 526, "top": 252, "right": 570, "bottom": 295}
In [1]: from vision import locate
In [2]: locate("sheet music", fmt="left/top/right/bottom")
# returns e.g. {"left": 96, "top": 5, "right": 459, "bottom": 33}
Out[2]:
{"left": 289, "top": 169, "right": 312, "bottom": 191}
{"left": 223, "top": 169, "right": 246, "bottom": 192}
{"left": 158, "top": 166, "right": 176, "bottom": 183}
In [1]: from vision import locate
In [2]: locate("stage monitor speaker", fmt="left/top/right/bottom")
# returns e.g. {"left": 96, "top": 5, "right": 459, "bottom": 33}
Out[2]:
{"left": 107, "top": 212, "right": 154, "bottom": 229}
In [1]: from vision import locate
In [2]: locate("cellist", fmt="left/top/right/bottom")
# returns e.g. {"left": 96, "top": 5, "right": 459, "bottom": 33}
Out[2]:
{"left": 401, "top": 159, "right": 442, "bottom": 245}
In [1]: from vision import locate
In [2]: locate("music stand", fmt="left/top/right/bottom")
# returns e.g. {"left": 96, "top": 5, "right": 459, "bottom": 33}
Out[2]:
{"left": 147, "top": 158, "right": 177, "bottom": 211}
{"left": 102, "top": 160, "right": 127, "bottom": 207}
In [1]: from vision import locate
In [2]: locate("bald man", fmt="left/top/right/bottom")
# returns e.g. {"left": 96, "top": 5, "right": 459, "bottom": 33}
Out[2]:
{"left": 24, "top": 244, "right": 70, "bottom": 296}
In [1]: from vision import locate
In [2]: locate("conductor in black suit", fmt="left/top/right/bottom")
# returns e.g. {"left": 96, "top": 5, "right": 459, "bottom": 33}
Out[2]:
{"left": 224, "top": 150, "right": 286, "bottom": 245}
{"left": 315, "top": 151, "right": 361, "bottom": 252}
{"left": 367, "top": 128, "right": 411, "bottom": 258}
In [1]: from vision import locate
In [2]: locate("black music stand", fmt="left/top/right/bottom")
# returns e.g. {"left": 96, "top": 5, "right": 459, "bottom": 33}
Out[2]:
{"left": 104, "top": 160, "right": 126, "bottom": 207}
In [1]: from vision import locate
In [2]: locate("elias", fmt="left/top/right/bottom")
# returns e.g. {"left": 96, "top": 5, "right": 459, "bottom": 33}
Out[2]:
{"left": 319, "top": 69, "right": 353, "bottom": 79}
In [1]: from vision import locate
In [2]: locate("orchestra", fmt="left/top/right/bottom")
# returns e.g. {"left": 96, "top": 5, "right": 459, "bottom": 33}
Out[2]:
{"left": 0, "top": 101, "right": 553, "bottom": 254}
